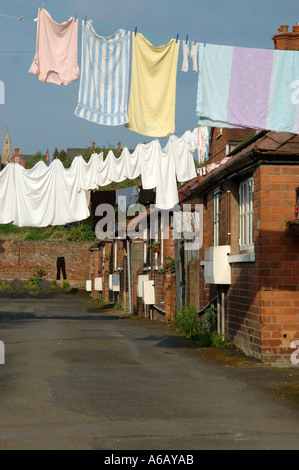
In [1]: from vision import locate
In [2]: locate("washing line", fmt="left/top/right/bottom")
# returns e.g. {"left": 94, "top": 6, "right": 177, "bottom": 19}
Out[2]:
{"left": 0, "top": 12, "right": 31, "bottom": 22}
{"left": 7, "top": 0, "right": 193, "bottom": 45}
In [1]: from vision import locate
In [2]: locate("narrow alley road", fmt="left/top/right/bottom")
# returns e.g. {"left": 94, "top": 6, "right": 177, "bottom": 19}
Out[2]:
{"left": 0, "top": 292, "right": 299, "bottom": 451}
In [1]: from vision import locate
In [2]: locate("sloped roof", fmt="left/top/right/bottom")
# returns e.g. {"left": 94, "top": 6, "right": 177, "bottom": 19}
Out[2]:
{"left": 178, "top": 130, "right": 299, "bottom": 200}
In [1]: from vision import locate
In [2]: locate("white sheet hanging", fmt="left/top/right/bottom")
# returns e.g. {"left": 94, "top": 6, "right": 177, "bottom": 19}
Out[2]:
{"left": 75, "top": 153, "right": 104, "bottom": 190}
{"left": 167, "top": 130, "right": 197, "bottom": 183}
{"left": 10, "top": 160, "right": 89, "bottom": 227}
{"left": 0, "top": 129, "right": 198, "bottom": 226}
{"left": 0, "top": 164, "right": 16, "bottom": 224}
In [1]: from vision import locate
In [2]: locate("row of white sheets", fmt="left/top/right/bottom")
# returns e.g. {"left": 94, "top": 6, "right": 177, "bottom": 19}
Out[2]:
{"left": 0, "top": 158, "right": 90, "bottom": 227}
{"left": 0, "top": 130, "right": 200, "bottom": 227}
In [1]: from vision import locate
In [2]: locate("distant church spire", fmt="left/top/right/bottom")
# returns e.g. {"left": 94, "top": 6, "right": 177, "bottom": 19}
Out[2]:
{"left": 1, "top": 129, "right": 13, "bottom": 165}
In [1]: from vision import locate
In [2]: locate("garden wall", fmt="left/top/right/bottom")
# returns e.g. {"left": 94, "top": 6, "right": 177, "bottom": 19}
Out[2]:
{"left": 0, "top": 240, "right": 93, "bottom": 288}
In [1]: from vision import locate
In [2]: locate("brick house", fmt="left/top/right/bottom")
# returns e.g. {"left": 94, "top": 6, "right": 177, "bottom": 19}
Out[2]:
{"left": 88, "top": 24, "right": 299, "bottom": 363}
{"left": 179, "top": 128, "right": 299, "bottom": 363}
{"left": 88, "top": 205, "right": 178, "bottom": 323}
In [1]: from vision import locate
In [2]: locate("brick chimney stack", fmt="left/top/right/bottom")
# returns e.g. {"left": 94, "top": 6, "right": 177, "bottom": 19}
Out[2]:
{"left": 14, "top": 145, "right": 19, "bottom": 157}
{"left": 92, "top": 140, "right": 95, "bottom": 149}
{"left": 46, "top": 149, "right": 49, "bottom": 161}
{"left": 272, "top": 23, "right": 299, "bottom": 50}
{"left": 118, "top": 141, "right": 121, "bottom": 152}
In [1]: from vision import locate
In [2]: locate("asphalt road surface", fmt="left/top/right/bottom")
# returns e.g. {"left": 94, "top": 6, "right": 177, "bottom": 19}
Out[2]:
{"left": 0, "top": 292, "right": 299, "bottom": 451}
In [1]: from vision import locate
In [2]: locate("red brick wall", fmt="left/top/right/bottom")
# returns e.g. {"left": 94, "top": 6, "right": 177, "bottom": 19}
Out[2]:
{"left": 0, "top": 240, "right": 93, "bottom": 287}
{"left": 257, "top": 165, "right": 299, "bottom": 362}
{"left": 208, "top": 129, "right": 227, "bottom": 165}
{"left": 197, "top": 163, "right": 299, "bottom": 362}
{"left": 226, "top": 263, "right": 261, "bottom": 358}
{"left": 226, "top": 164, "right": 299, "bottom": 362}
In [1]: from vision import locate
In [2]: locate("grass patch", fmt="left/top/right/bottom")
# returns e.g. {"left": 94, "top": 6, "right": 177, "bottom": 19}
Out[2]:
{"left": 0, "top": 217, "right": 97, "bottom": 242}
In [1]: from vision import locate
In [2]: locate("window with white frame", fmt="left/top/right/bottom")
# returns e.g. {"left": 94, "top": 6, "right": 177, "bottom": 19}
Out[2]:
{"left": 239, "top": 177, "right": 254, "bottom": 249}
{"left": 213, "top": 192, "right": 220, "bottom": 246}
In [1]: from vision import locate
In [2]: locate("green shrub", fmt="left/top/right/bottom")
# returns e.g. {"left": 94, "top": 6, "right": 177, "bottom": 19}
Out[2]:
{"left": 174, "top": 303, "right": 232, "bottom": 348}
{"left": 174, "top": 304, "right": 200, "bottom": 339}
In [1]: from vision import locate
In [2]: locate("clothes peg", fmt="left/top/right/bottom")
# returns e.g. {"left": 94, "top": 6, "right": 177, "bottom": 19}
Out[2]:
{"left": 176, "top": 34, "right": 179, "bottom": 43}
{"left": 18, "top": 16, "right": 23, "bottom": 21}
{"left": 186, "top": 35, "right": 188, "bottom": 44}
{"left": 84, "top": 16, "right": 87, "bottom": 25}
{"left": 74, "top": 13, "right": 78, "bottom": 22}
{"left": 125, "top": 26, "right": 129, "bottom": 35}
{"left": 135, "top": 27, "right": 137, "bottom": 36}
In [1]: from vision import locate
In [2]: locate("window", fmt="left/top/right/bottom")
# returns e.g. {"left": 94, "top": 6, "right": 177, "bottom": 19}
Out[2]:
{"left": 213, "top": 192, "right": 220, "bottom": 246}
{"left": 239, "top": 177, "right": 254, "bottom": 249}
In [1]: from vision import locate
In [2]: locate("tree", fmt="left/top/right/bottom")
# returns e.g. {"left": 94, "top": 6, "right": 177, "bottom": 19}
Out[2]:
{"left": 53, "top": 148, "right": 58, "bottom": 159}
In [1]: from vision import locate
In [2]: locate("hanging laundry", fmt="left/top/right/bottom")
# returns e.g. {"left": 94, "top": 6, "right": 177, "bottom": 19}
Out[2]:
{"left": 13, "top": 159, "right": 89, "bottom": 227}
{"left": 56, "top": 256, "right": 67, "bottom": 281}
{"left": 121, "top": 146, "right": 141, "bottom": 181}
{"left": 91, "top": 190, "right": 116, "bottom": 230}
{"left": 189, "top": 41, "right": 199, "bottom": 72}
{"left": 126, "top": 33, "right": 180, "bottom": 137}
{"left": 29, "top": 8, "right": 80, "bottom": 85}
{"left": 103, "top": 150, "right": 128, "bottom": 183}
{"left": 166, "top": 130, "right": 198, "bottom": 183}
{"left": 196, "top": 43, "right": 299, "bottom": 134}
{"left": 181, "top": 40, "right": 189, "bottom": 72}
{"left": 0, "top": 129, "right": 199, "bottom": 226}
{"left": 181, "top": 41, "right": 199, "bottom": 72}
{"left": 192, "top": 127, "right": 209, "bottom": 164}
{"left": 76, "top": 153, "right": 104, "bottom": 190}
{"left": 136, "top": 140, "right": 160, "bottom": 189}
{"left": 116, "top": 186, "right": 139, "bottom": 212}
{"left": 157, "top": 142, "right": 179, "bottom": 210}
{"left": 138, "top": 187, "right": 156, "bottom": 206}
{"left": 0, "top": 163, "right": 16, "bottom": 224}
{"left": 75, "top": 21, "right": 131, "bottom": 126}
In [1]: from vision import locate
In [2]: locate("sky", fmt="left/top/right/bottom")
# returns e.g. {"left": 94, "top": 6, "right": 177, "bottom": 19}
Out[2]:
{"left": 0, "top": 0, "right": 298, "bottom": 160}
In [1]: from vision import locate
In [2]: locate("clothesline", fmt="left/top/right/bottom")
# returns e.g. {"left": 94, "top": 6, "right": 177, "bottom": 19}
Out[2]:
{"left": 0, "top": 129, "right": 209, "bottom": 227}
{"left": 3, "top": 2, "right": 298, "bottom": 141}
{"left": 6, "top": 0, "right": 196, "bottom": 45}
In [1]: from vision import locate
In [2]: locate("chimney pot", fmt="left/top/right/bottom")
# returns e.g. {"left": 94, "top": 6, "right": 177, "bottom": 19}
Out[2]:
{"left": 293, "top": 24, "right": 299, "bottom": 33}
{"left": 280, "top": 25, "right": 289, "bottom": 33}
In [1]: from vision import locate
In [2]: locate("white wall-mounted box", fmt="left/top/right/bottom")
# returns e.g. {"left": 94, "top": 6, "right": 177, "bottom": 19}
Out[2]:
{"left": 94, "top": 277, "right": 102, "bottom": 291}
{"left": 109, "top": 274, "right": 120, "bottom": 292}
{"left": 142, "top": 280, "right": 155, "bottom": 305}
{"left": 112, "top": 274, "right": 120, "bottom": 292}
{"left": 200, "top": 246, "right": 231, "bottom": 284}
{"left": 137, "top": 274, "right": 149, "bottom": 297}
{"left": 86, "top": 280, "right": 92, "bottom": 291}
